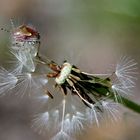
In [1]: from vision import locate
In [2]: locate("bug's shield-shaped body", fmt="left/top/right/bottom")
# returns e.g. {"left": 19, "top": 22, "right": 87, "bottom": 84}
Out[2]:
{"left": 11, "top": 25, "right": 40, "bottom": 72}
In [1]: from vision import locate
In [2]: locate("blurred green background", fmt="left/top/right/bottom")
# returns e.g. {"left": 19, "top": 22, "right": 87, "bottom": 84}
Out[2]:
{"left": 0, "top": 0, "right": 140, "bottom": 140}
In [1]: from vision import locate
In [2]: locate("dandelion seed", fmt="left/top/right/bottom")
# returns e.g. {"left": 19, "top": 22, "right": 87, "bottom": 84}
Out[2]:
{"left": 52, "top": 130, "right": 73, "bottom": 140}
{"left": 112, "top": 80, "right": 134, "bottom": 98}
{"left": 32, "top": 108, "right": 60, "bottom": 135}
{"left": 86, "top": 104, "right": 101, "bottom": 127}
{"left": 11, "top": 49, "right": 36, "bottom": 72}
{"left": 0, "top": 67, "right": 18, "bottom": 95}
{"left": 70, "top": 112, "right": 85, "bottom": 133}
{"left": 101, "top": 100, "right": 120, "bottom": 123}
{"left": 61, "top": 99, "right": 66, "bottom": 131}
{"left": 52, "top": 109, "right": 60, "bottom": 126}
{"left": 32, "top": 112, "right": 50, "bottom": 134}
{"left": 11, "top": 61, "right": 24, "bottom": 74}
{"left": 115, "top": 56, "right": 138, "bottom": 87}
{"left": 62, "top": 112, "right": 85, "bottom": 135}
{"left": 13, "top": 73, "right": 48, "bottom": 97}
{"left": 63, "top": 114, "right": 71, "bottom": 133}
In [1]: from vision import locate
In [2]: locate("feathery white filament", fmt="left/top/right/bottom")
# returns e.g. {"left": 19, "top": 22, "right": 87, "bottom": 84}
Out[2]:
{"left": 102, "top": 101, "right": 120, "bottom": 122}
{"left": 14, "top": 73, "right": 33, "bottom": 97}
{"left": 12, "top": 50, "right": 35, "bottom": 72}
{"left": 51, "top": 131, "right": 72, "bottom": 140}
{"left": 63, "top": 112, "right": 85, "bottom": 135}
{"left": 32, "top": 112, "right": 49, "bottom": 134}
{"left": 13, "top": 73, "right": 48, "bottom": 97}
{"left": 70, "top": 112, "right": 84, "bottom": 132}
{"left": 73, "top": 86, "right": 92, "bottom": 107}
{"left": 115, "top": 56, "right": 138, "bottom": 87}
{"left": 85, "top": 103, "right": 102, "bottom": 127}
{"left": 61, "top": 99, "right": 66, "bottom": 131}
{"left": 73, "top": 85, "right": 100, "bottom": 126}
{"left": 112, "top": 81, "right": 133, "bottom": 97}
{"left": 0, "top": 68, "right": 18, "bottom": 94}
{"left": 82, "top": 72, "right": 111, "bottom": 77}
{"left": 32, "top": 109, "right": 60, "bottom": 135}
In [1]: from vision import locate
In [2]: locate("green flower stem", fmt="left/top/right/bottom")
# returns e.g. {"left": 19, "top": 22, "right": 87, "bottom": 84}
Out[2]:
{"left": 115, "top": 96, "right": 140, "bottom": 114}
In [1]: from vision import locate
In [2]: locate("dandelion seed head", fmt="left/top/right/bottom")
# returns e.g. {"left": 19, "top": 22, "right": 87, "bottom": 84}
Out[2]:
{"left": 85, "top": 104, "right": 102, "bottom": 127}
{"left": 11, "top": 73, "right": 48, "bottom": 97}
{"left": 32, "top": 108, "right": 60, "bottom": 135}
{"left": 70, "top": 113, "right": 84, "bottom": 133}
{"left": 32, "top": 112, "right": 50, "bottom": 134}
{"left": 115, "top": 56, "right": 138, "bottom": 87}
{"left": 63, "top": 114, "right": 71, "bottom": 133}
{"left": 62, "top": 111, "right": 85, "bottom": 136}
{"left": 12, "top": 62, "right": 24, "bottom": 74}
{"left": 51, "top": 130, "right": 73, "bottom": 140}
{"left": 11, "top": 50, "right": 36, "bottom": 72}
{"left": 101, "top": 100, "right": 121, "bottom": 123}
{"left": 112, "top": 79, "right": 134, "bottom": 97}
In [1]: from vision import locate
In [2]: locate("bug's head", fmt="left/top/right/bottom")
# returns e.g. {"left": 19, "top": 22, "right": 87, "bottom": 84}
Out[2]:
{"left": 13, "top": 25, "right": 40, "bottom": 41}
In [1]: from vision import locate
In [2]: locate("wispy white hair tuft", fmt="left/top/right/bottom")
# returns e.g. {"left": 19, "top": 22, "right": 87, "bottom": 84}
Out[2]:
{"left": 115, "top": 56, "right": 138, "bottom": 87}
{"left": 0, "top": 67, "right": 18, "bottom": 95}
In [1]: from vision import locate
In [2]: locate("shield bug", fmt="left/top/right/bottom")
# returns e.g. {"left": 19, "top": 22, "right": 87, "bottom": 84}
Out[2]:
{"left": 11, "top": 24, "right": 41, "bottom": 72}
